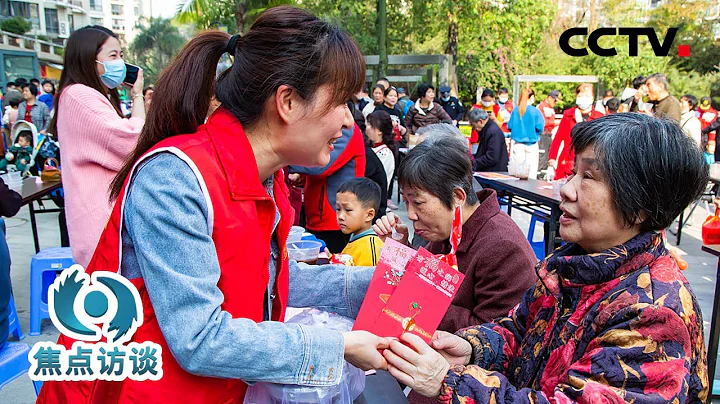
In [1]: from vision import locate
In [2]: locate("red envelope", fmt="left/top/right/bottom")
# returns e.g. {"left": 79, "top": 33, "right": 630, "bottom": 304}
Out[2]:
{"left": 368, "top": 248, "right": 464, "bottom": 342}
{"left": 352, "top": 239, "right": 417, "bottom": 332}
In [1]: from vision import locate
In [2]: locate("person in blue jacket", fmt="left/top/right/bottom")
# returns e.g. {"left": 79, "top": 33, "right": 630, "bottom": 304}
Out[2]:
{"left": 507, "top": 89, "right": 545, "bottom": 179}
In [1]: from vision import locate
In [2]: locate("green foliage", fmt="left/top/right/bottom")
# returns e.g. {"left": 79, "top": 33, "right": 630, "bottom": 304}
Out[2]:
{"left": 1, "top": 17, "right": 32, "bottom": 35}
{"left": 175, "top": 0, "right": 294, "bottom": 32}
{"left": 130, "top": 18, "right": 186, "bottom": 85}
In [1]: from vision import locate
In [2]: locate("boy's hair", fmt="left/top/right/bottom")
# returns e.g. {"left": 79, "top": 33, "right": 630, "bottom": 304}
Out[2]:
{"left": 9, "top": 98, "right": 20, "bottom": 108}
{"left": 338, "top": 177, "right": 381, "bottom": 212}
{"left": 17, "top": 131, "right": 32, "bottom": 144}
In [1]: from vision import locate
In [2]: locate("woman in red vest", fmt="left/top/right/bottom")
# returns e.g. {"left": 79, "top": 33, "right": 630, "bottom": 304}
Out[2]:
{"left": 38, "top": 6, "right": 388, "bottom": 403}
{"left": 547, "top": 83, "right": 604, "bottom": 180}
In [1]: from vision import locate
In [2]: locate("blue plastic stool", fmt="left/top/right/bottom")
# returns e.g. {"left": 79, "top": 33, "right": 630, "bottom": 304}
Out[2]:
{"left": 0, "top": 342, "right": 42, "bottom": 395}
{"left": 7, "top": 294, "right": 24, "bottom": 341}
{"left": 527, "top": 215, "right": 546, "bottom": 260}
{"left": 30, "top": 247, "right": 74, "bottom": 336}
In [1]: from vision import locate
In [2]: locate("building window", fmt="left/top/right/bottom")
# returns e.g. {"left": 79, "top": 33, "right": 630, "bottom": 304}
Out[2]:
{"left": 0, "top": 1, "right": 41, "bottom": 30}
{"left": 91, "top": 17, "right": 103, "bottom": 26}
{"left": 4, "top": 54, "right": 35, "bottom": 83}
{"left": 134, "top": 6, "right": 140, "bottom": 16}
{"left": 89, "top": 0, "right": 102, "bottom": 12}
{"left": 44, "top": 8, "right": 59, "bottom": 35}
{"left": 111, "top": 4, "right": 123, "bottom": 15}
{"left": 112, "top": 19, "right": 125, "bottom": 31}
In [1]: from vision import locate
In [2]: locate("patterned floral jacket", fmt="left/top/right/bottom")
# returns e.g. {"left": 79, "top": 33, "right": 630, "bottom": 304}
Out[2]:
{"left": 440, "top": 231, "right": 708, "bottom": 403}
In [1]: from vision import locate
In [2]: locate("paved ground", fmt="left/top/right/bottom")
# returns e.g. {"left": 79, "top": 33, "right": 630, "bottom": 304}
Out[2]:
{"left": 3, "top": 188, "right": 720, "bottom": 402}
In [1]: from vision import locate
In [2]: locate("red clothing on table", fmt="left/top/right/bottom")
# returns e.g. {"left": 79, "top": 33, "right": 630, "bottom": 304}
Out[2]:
{"left": 537, "top": 100, "right": 556, "bottom": 134}
{"left": 548, "top": 106, "right": 604, "bottom": 179}
{"left": 37, "top": 108, "right": 293, "bottom": 404}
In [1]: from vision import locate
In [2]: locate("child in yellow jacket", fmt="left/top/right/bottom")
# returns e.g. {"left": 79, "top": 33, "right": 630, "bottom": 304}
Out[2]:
{"left": 336, "top": 178, "right": 384, "bottom": 266}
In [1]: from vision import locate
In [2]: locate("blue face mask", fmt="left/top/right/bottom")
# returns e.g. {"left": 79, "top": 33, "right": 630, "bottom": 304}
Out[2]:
{"left": 96, "top": 59, "right": 126, "bottom": 89}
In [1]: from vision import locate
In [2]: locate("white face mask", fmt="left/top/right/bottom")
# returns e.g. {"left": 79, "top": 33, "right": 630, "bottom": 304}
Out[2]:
{"left": 498, "top": 96, "right": 509, "bottom": 104}
{"left": 481, "top": 100, "right": 493, "bottom": 107}
{"left": 576, "top": 96, "right": 594, "bottom": 110}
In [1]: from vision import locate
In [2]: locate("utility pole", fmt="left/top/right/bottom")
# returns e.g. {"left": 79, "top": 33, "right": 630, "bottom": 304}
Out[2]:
{"left": 377, "top": 0, "right": 387, "bottom": 81}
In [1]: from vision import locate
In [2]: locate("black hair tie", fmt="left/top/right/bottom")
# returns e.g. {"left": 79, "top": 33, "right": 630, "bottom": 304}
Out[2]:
{"left": 226, "top": 34, "right": 240, "bottom": 55}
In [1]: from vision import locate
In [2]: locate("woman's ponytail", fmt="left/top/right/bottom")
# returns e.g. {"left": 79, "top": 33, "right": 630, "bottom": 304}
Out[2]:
{"left": 110, "top": 30, "right": 230, "bottom": 200}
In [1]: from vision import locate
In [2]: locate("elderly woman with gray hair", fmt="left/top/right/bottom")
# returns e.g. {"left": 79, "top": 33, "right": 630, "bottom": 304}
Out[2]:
{"left": 468, "top": 108, "right": 508, "bottom": 172}
{"left": 373, "top": 133, "right": 537, "bottom": 336}
{"left": 382, "top": 113, "right": 709, "bottom": 403}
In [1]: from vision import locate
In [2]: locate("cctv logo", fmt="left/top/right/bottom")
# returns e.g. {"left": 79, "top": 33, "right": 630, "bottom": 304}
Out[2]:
{"left": 560, "top": 27, "right": 690, "bottom": 57}
{"left": 49, "top": 265, "right": 142, "bottom": 344}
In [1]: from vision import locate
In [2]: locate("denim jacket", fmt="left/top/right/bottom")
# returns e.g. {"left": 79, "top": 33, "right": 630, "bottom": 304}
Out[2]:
{"left": 120, "top": 153, "right": 373, "bottom": 385}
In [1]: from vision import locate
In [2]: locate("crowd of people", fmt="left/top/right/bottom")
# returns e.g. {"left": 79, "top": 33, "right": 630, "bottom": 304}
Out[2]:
{"left": 0, "top": 5, "right": 712, "bottom": 404}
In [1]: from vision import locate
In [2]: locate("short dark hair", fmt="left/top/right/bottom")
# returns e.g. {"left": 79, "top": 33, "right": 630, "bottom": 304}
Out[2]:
{"left": 143, "top": 85, "right": 154, "bottom": 96}
{"left": 30, "top": 78, "right": 40, "bottom": 84}
{"left": 417, "top": 83, "right": 434, "bottom": 99}
{"left": 17, "top": 131, "right": 33, "bottom": 144}
{"left": 571, "top": 113, "right": 708, "bottom": 231}
{"left": 383, "top": 86, "right": 398, "bottom": 98}
{"left": 399, "top": 135, "right": 479, "bottom": 209}
{"left": 366, "top": 110, "right": 395, "bottom": 148}
{"left": 498, "top": 87, "right": 509, "bottom": 95}
{"left": 22, "top": 83, "right": 38, "bottom": 96}
{"left": 6, "top": 81, "right": 15, "bottom": 88}
{"left": 9, "top": 98, "right": 20, "bottom": 108}
{"left": 632, "top": 75, "right": 647, "bottom": 89}
{"left": 15, "top": 78, "right": 27, "bottom": 86}
{"left": 41, "top": 80, "right": 55, "bottom": 95}
{"left": 605, "top": 97, "right": 620, "bottom": 112}
{"left": 481, "top": 88, "right": 495, "bottom": 99}
{"left": 338, "top": 177, "right": 381, "bottom": 212}
{"left": 683, "top": 94, "right": 698, "bottom": 110}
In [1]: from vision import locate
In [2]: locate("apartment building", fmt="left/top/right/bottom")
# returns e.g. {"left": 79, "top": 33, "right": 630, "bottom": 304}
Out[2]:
{"left": 0, "top": 0, "right": 152, "bottom": 45}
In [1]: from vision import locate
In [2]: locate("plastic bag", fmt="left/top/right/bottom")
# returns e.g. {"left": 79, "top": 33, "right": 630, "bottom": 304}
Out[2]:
{"left": 243, "top": 309, "right": 366, "bottom": 404}
{"left": 703, "top": 209, "right": 720, "bottom": 245}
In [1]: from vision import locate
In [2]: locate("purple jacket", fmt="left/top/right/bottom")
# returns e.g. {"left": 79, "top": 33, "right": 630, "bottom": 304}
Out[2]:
{"left": 426, "top": 190, "right": 538, "bottom": 332}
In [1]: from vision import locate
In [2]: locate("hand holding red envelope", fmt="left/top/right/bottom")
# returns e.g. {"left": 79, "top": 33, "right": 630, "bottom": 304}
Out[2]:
{"left": 353, "top": 207, "right": 465, "bottom": 343}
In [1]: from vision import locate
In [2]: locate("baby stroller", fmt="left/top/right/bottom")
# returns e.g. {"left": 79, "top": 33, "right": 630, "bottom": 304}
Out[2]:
{"left": 3, "top": 120, "right": 41, "bottom": 176}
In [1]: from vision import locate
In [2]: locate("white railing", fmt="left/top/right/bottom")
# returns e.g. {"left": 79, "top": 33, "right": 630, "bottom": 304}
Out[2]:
{"left": 0, "top": 31, "right": 65, "bottom": 56}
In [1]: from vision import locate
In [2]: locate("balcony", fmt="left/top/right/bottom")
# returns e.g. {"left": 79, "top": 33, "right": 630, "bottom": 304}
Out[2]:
{"left": 55, "top": 0, "right": 86, "bottom": 14}
{"left": 0, "top": 30, "right": 65, "bottom": 63}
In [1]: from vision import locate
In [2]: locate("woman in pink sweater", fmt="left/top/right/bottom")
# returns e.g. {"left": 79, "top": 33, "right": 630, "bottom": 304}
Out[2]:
{"left": 48, "top": 25, "right": 145, "bottom": 267}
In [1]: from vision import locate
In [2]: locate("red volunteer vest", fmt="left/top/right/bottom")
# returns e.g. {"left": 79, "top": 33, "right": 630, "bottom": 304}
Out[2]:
{"left": 38, "top": 108, "right": 293, "bottom": 403}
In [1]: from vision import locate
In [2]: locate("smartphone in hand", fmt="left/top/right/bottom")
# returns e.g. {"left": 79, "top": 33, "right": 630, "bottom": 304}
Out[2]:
{"left": 124, "top": 63, "right": 140, "bottom": 86}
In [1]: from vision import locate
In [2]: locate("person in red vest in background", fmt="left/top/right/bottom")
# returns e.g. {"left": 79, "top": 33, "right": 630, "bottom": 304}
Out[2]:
{"left": 698, "top": 96, "right": 717, "bottom": 163}
{"left": 289, "top": 124, "right": 366, "bottom": 253}
{"left": 547, "top": 83, "right": 604, "bottom": 180}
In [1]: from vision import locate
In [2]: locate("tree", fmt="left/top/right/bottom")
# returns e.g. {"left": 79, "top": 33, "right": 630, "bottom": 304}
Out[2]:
{"left": 1, "top": 16, "right": 32, "bottom": 36}
{"left": 176, "top": 0, "right": 293, "bottom": 33}
{"left": 130, "top": 18, "right": 186, "bottom": 85}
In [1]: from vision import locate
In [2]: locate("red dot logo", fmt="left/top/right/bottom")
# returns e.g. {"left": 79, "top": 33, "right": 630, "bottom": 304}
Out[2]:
{"left": 678, "top": 45, "right": 690, "bottom": 57}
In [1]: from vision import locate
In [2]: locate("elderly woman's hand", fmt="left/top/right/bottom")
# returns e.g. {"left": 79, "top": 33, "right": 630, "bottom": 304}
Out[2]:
{"left": 431, "top": 330, "right": 472, "bottom": 366}
{"left": 383, "top": 333, "right": 451, "bottom": 398}
{"left": 372, "top": 212, "right": 409, "bottom": 245}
